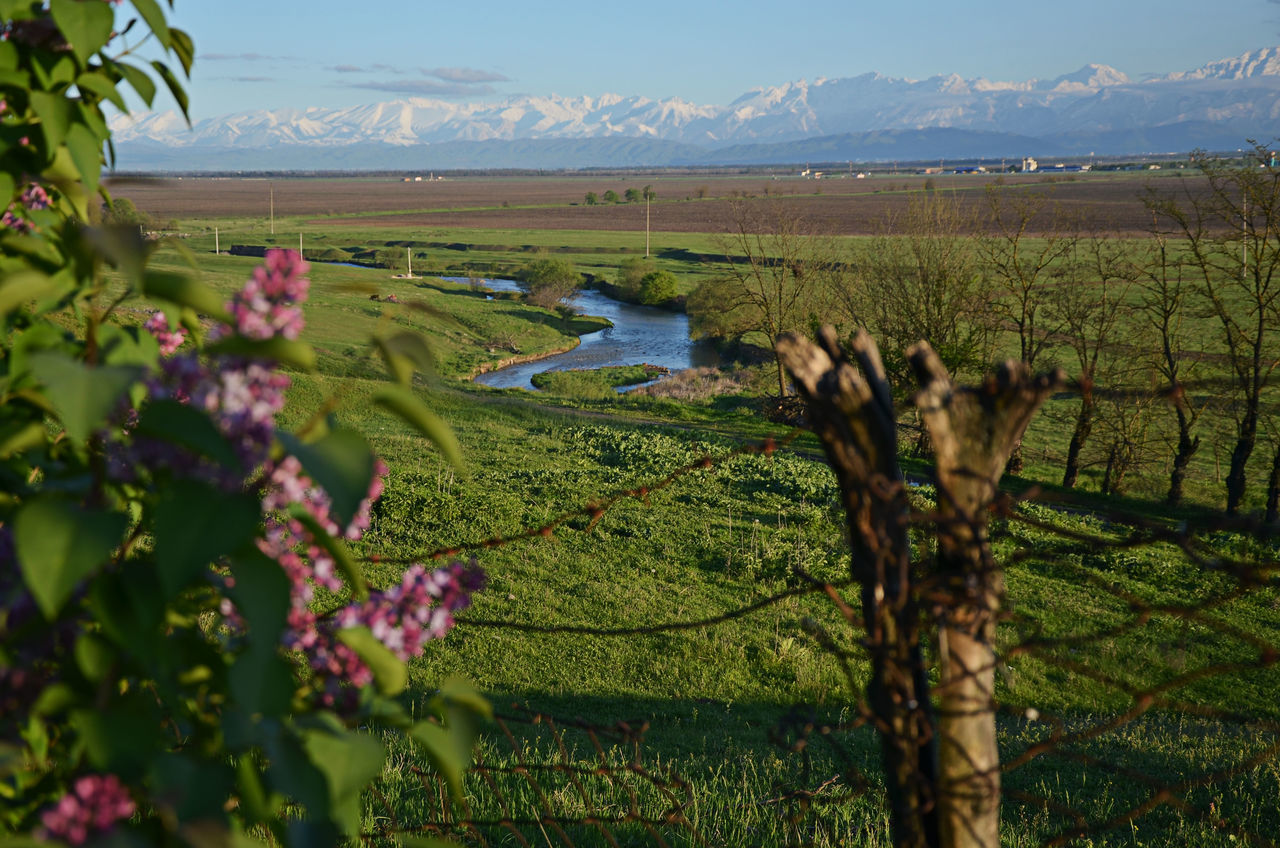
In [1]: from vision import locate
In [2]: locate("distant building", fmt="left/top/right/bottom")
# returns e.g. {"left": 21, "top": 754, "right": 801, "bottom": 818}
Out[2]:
{"left": 1022, "top": 157, "right": 1038, "bottom": 172}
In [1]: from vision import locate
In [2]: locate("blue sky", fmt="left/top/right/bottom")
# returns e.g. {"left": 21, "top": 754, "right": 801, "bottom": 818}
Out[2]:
{"left": 136, "top": 0, "right": 1280, "bottom": 119}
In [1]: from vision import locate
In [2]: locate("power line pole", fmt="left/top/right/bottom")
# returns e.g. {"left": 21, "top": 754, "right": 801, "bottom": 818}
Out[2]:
{"left": 645, "top": 191, "right": 650, "bottom": 258}
{"left": 270, "top": 184, "right": 275, "bottom": 235}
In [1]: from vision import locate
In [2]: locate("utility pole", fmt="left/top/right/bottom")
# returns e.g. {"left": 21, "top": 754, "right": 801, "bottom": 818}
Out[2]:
{"left": 214, "top": 226, "right": 219, "bottom": 255}
{"left": 299, "top": 232, "right": 303, "bottom": 258}
{"left": 645, "top": 191, "right": 650, "bottom": 258}
{"left": 270, "top": 184, "right": 275, "bottom": 235}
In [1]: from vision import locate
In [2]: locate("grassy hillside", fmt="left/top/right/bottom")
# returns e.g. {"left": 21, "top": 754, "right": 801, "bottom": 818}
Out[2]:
{"left": 122, "top": 242, "right": 1280, "bottom": 847}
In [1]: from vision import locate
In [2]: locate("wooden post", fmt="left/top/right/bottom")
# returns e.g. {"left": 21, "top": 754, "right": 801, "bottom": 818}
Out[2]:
{"left": 779, "top": 328, "right": 1062, "bottom": 848}
{"left": 778, "top": 328, "right": 938, "bottom": 848}
{"left": 909, "top": 342, "right": 1062, "bottom": 848}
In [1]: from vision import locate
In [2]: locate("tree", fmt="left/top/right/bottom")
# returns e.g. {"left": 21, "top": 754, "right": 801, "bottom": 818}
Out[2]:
{"left": 642, "top": 184, "right": 656, "bottom": 201}
{"left": 102, "top": 196, "right": 151, "bottom": 229}
{"left": 584, "top": 191, "right": 598, "bottom": 205}
{"left": 1148, "top": 143, "right": 1280, "bottom": 514}
{"left": 838, "top": 190, "right": 996, "bottom": 391}
{"left": 602, "top": 189, "right": 620, "bottom": 204}
{"left": 1049, "top": 233, "right": 1134, "bottom": 489}
{"left": 976, "top": 187, "right": 1077, "bottom": 471}
{"left": 519, "top": 253, "right": 583, "bottom": 309}
{"left": 638, "top": 270, "right": 678, "bottom": 305}
{"left": 614, "top": 256, "right": 656, "bottom": 299}
{"left": 688, "top": 198, "right": 842, "bottom": 396}
{"left": 624, "top": 187, "right": 641, "bottom": 203}
{"left": 1134, "top": 217, "right": 1210, "bottom": 505}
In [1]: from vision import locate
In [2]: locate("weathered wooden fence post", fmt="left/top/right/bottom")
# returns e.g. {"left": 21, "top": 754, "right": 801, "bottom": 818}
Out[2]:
{"left": 778, "top": 328, "right": 1062, "bottom": 848}
{"left": 909, "top": 342, "right": 1063, "bottom": 848}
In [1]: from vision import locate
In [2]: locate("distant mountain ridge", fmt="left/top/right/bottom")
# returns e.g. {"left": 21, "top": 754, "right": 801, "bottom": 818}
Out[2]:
{"left": 110, "top": 47, "right": 1280, "bottom": 170}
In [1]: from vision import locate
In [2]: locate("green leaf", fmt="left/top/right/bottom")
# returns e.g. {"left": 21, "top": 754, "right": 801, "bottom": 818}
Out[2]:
{"left": 116, "top": 61, "right": 156, "bottom": 107}
{"left": 407, "top": 722, "right": 470, "bottom": 802}
{"left": 205, "top": 335, "right": 316, "bottom": 371}
{"left": 142, "top": 269, "right": 231, "bottom": 322}
{"left": 154, "top": 481, "right": 259, "bottom": 598}
{"left": 15, "top": 496, "right": 127, "bottom": 619}
{"left": 372, "top": 385, "right": 463, "bottom": 470}
{"left": 336, "top": 627, "right": 407, "bottom": 696}
{"left": 135, "top": 400, "right": 237, "bottom": 467}
{"left": 128, "top": 0, "right": 171, "bottom": 48}
{"left": 227, "top": 551, "right": 291, "bottom": 642}
{"left": 150, "top": 59, "right": 189, "bottom": 121}
{"left": 0, "top": 422, "right": 45, "bottom": 458}
{"left": 412, "top": 676, "right": 489, "bottom": 800}
{"left": 64, "top": 122, "right": 103, "bottom": 195}
{"left": 0, "top": 271, "right": 61, "bottom": 319}
{"left": 434, "top": 676, "right": 492, "bottom": 720}
{"left": 169, "top": 27, "right": 195, "bottom": 75}
{"left": 28, "top": 90, "right": 71, "bottom": 153}
{"left": 229, "top": 644, "right": 295, "bottom": 719}
{"left": 28, "top": 352, "right": 142, "bottom": 443}
{"left": 303, "top": 726, "right": 385, "bottom": 838}
{"left": 75, "top": 71, "right": 127, "bottom": 110}
{"left": 74, "top": 633, "right": 115, "bottom": 683}
{"left": 278, "top": 429, "right": 375, "bottom": 528}
{"left": 50, "top": 0, "right": 114, "bottom": 64}
{"left": 375, "top": 331, "right": 435, "bottom": 385}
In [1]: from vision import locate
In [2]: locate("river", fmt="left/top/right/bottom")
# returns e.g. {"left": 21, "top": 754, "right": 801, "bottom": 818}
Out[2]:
{"left": 457, "top": 279, "right": 720, "bottom": 391}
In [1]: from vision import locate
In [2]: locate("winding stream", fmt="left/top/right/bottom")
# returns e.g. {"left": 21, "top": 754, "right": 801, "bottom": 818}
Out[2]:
{"left": 456, "top": 279, "right": 720, "bottom": 391}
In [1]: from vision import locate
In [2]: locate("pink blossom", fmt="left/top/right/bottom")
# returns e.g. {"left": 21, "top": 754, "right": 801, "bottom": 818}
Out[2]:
{"left": 37, "top": 774, "right": 135, "bottom": 845}
{"left": 144, "top": 312, "right": 186, "bottom": 355}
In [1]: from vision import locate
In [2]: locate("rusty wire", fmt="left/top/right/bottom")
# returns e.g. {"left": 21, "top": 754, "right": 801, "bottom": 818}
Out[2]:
{"left": 360, "top": 423, "right": 1279, "bottom": 847}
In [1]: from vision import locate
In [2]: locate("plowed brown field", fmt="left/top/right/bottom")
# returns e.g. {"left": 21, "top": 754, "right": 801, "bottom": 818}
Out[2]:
{"left": 110, "top": 172, "right": 1212, "bottom": 236}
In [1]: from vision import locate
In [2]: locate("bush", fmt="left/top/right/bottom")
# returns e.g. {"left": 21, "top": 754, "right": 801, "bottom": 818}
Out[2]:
{"left": 519, "top": 254, "right": 582, "bottom": 308}
{"left": 639, "top": 270, "right": 679, "bottom": 305}
{"left": 0, "top": 6, "right": 485, "bottom": 845}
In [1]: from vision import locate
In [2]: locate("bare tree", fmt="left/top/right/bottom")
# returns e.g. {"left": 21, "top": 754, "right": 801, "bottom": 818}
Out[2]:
{"left": 1050, "top": 232, "right": 1134, "bottom": 489}
{"left": 1133, "top": 219, "right": 1210, "bottom": 506}
{"left": 840, "top": 190, "right": 997, "bottom": 391}
{"left": 976, "top": 188, "right": 1077, "bottom": 472}
{"left": 1148, "top": 143, "right": 1280, "bottom": 514}
{"left": 689, "top": 198, "right": 842, "bottom": 396}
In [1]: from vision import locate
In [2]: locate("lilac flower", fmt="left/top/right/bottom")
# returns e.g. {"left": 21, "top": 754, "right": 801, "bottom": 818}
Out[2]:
{"left": 21, "top": 184, "right": 49, "bottom": 211}
{"left": 227, "top": 249, "right": 309, "bottom": 341}
{"left": 37, "top": 774, "right": 135, "bottom": 845}
{"left": 143, "top": 312, "right": 185, "bottom": 355}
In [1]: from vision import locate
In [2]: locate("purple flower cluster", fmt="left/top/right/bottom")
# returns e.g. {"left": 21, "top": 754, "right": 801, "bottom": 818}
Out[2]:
{"left": 128, "top": 249, "right": 483, "bottom": 708}
{"left": 227, "top": 249, "right": 309, "bottom": 340}
{"left": 336, "top": 561, "right": 484, "bottom": 661}
{"left": 2, "top": 183, "right": 50, "bottom": 234}
{"left": 37, "top": 774, "right": 135, "bottom": 845}
{"left": 143, "top": 312, "right": 185, "bottom": 356}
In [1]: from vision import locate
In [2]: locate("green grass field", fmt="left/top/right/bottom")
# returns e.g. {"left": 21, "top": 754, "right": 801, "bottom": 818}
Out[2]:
{"left": 118, "top": 234, "right": 1280, "bottom": 847}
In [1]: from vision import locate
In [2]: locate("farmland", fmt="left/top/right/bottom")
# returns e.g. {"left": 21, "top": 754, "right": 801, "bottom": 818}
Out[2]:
{"left": 91, "top": 168, "right": 1280, "bottom": 846}
{"left": 112, "top": 170, "right": 1211, "bottom": 235}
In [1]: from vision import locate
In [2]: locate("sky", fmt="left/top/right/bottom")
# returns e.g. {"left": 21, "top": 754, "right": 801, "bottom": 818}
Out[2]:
{"left": 130, "top": 0, "right": 1280, "bottom": 120}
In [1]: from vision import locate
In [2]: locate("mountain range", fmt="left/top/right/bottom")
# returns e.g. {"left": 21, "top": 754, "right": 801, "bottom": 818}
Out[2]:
{"left": 110, "top": 47, "right": 1280, "bottom": 170}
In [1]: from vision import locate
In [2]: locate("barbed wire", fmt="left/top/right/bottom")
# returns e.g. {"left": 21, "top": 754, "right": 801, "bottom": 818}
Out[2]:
{"left": 358, "top": 412, "right": 1278, "bottom": 847}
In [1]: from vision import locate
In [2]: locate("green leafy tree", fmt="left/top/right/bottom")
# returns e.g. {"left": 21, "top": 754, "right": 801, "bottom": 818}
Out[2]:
{"left": 642, "top": 185, "right": 656, "bottom": 201}
{"left": 519, "top": 253, "right": 582, "bottom": 308}
{"left": 602, "top": 189, "right": 619, "bottom": 204}
{"left": 638, "top": 270, "right": 678, "bottom": 305}
{"left": 584, "top": 191, "right": 598, "bottom": 205}
{"left": 614, "top": 256, "right": 655, "bottom": 299}
{"left": 102, "top": 196, "right": 151, "bottom": 228}
{"left": 0, "top": 5, "right": 485, "bottom": 845}
{"left": 624, "top": 187, "right": 641, "bottom": 203}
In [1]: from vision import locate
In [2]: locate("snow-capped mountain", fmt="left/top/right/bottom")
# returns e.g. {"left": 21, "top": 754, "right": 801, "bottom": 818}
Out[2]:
{"left": 109, "top": 48, "right": 1280, "bottom": 169}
